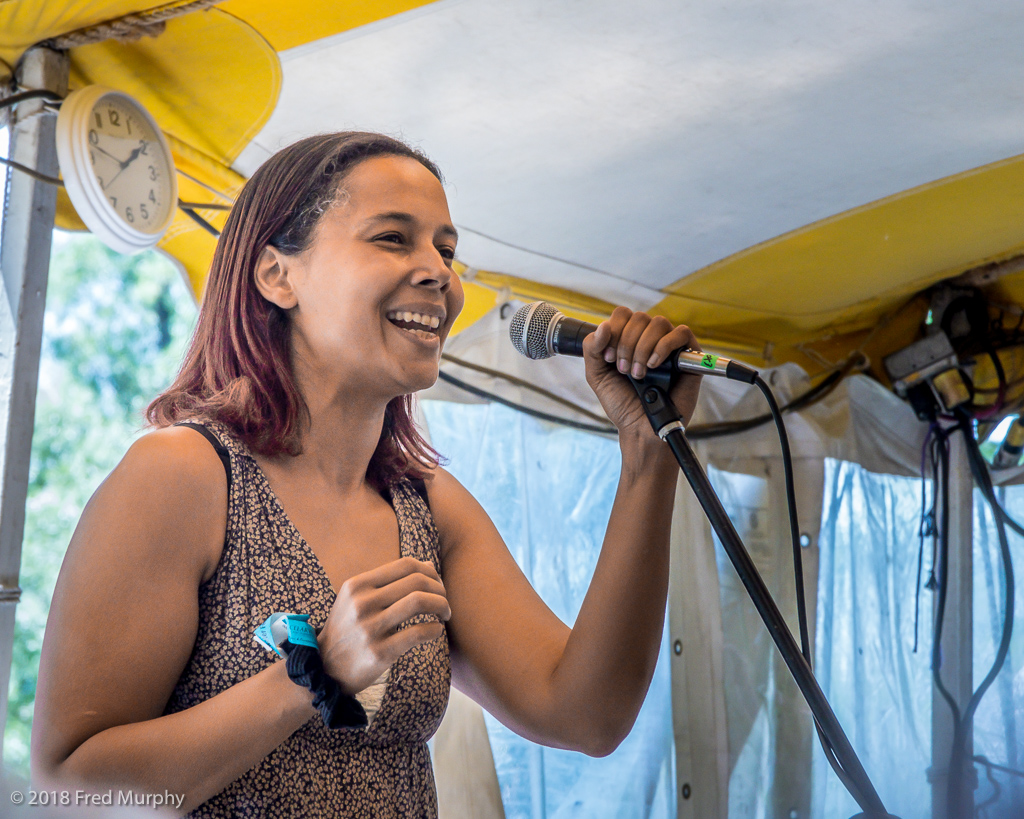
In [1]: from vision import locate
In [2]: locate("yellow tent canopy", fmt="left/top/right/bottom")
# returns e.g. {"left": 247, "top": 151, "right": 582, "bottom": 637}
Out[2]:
{"left": 4, "top": 0, "right": 1024, "bottom": 386}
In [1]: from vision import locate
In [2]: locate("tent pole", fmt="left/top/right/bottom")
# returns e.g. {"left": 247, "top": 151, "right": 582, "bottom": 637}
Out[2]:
{"left": 0, "top": 45, "right": 69, "bottom": 763}
{"left": 930, "top": 434, "right": 974, "bottom": 819}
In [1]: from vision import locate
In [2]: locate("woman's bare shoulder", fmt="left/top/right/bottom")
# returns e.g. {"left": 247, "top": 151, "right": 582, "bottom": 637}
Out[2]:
{"left": 419, "top": 465, "right": 470, "bottom": 512}
{"left": 77, "top": 425, "right": 230, "bottom": 582}
{"left": 419, "top": 466, "right": 494, "bottom": 557}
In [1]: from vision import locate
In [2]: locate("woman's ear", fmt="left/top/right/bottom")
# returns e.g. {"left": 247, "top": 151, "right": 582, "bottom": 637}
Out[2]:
{"left": 254, "top": 245, "right": 299, "bottom": 309}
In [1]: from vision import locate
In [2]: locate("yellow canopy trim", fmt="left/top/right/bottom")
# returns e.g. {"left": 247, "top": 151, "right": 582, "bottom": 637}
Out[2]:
{"left": 219, "top": 0, "right": 441, "bottom": 53}
{"left": 652, "top": 151, "right": 1024, "bottom": 366}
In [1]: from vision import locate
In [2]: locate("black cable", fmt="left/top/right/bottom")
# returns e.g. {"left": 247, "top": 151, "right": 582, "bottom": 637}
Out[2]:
{"left": 688, "top": 366, "right": 848, "bottom": 440}
{"left": 177, "top": 200, "right": 232, "bottom": 211}
{"left": 661, "top": 422, "right": 885, "bottom": 815}
{"left": 952, "top": 414, "right": 1017, "bottom": 815}
{"left": 913, "top": 433, "right": 934, "bottom": 654}
{"left": 750, "top": 374, "right": 872, "bottom": 806}
{"left": 976, "top": 762, "right": 1002, "bottom": 815}
{"left": 178, "top": 203, "right": 221, "bottom": 237}
{"left": 932, "top": 425, "right": 963, "bottom": 739}
{"left": 754, "top": 376, "right": 812, "bottom": 662}
{"left": 972, "top": 350, "right": 1008, "bottom": 418}
{"left": 749, "top": 374, "right": 877, "bottom": 809}
{"left": 441, "top": 352, "right": 613, "bottom": 425}
{"left": 437, "top": 370, "right": 617, "bottom": 435}
{"left": 0, "top": 88, "right": 63, "bottom": 110}
{"left": 0, "top": 154, "right": 63, "bottom": 186}
{"left": 973, "top": 755, "right": 1024, "bottom": 780}
{"left": 439, "top": 346, "right": 855, "bottom": 442}
{"left": 928, "top": 434, "right": 942, "bottom": 593}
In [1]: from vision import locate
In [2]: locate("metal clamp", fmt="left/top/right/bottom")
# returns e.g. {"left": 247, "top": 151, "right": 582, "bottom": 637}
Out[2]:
{"left": 0, "top": 585, "right": 23, "bottom": 604}
{"left": 657, "top": 420, "right": 685, "bottom": 440}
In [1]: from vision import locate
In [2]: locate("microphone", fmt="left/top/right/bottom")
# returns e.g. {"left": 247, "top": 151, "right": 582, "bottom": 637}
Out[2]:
{"left": 509, "top": 302, "right": 758, "bottom": 383}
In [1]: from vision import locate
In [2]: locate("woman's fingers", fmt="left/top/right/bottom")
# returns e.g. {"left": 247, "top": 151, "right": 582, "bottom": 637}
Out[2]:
{"left": 645, "top": 323, "right": 700, "bottom": 371}
{"left": 338, "top": 557, "right": 450, "bottom": 633}
{"left": 319, "top": 557, "right": 449, "bottom": 691}
{"left": 380, "top": 622, "right": 446, "bottom": 661}
{"left": 581, "top": 304, "right": 704, "bottom": 433}
{"left": 630, "top": 316, "right": 677, "bottom": 377}
{"left": 376, "top": 588, "right": 452, "bottom": 635}
{"left": 353, "top": 555, "right": 442, "bottom": 590}
{"left": 589, "top": 308, "right": 698, "bottom": 380}
{"left": 615, "top": 312, "right": 653, "bottom": 377}
{"left": 360, "top": 567, "right": 448, "bottom": 617}
{"left": 584, "top": 306, "right": 631, "bottom": 365}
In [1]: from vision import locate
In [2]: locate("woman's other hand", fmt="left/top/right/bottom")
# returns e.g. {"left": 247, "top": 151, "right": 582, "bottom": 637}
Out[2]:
{"left": 581, "top": 307, "right": 702, "bottom": 441}
{"left": 318, "top": 556, "right": 451, "bottom": 693}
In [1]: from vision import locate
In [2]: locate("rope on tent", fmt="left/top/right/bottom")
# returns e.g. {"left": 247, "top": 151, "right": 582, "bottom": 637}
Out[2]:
{"left": 38, "top": 0, "right": 227, "bottom": 50}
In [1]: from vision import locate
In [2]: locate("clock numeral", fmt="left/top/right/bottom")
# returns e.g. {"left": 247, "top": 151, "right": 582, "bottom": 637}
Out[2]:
{"left": 90, "top": 151, "right": 96, "bottom": 166}
{"left": 149, "top": 189, "right": 156, "bottom": 203}
{"left": 139, "top": 141, "right": 149, "bottom": 156}
{"left": 108, "top": 109, "right": 120, "bottom": 127}
{"left": 88, "top": 129, "right": 99, "bottom": 146}
{"left": 94, "top": 112, "right": 102, "bottom": 129}
{"left": 126, "top": 206, "right": 134, "bottom": 223}
{"left": 148, "top": 165, "right": 158, "bottom": 182}
{"left": 126, "top": 118, "right": 133, "bottom": 136}
{"left": 97, "top": 177, "right": 105, "bottom": 190}
{"left": 140, "top": 203, "right": 149, "bottom": 220}
{"left": 109, "top": 197, "right": 118, "bottom": 209}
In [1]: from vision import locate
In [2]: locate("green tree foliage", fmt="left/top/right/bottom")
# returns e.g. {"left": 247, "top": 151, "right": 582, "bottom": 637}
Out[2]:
{"left": 4, "top": 233, "right": 197, "bottom": 776}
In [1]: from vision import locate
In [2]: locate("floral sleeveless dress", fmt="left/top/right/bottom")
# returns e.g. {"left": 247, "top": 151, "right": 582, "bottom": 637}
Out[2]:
{"left": 163, "top": 421, "right": 451, "bottom": 818}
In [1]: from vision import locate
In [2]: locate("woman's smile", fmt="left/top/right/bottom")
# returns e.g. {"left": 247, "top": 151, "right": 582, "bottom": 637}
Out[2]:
{"left": 385, "top": 309, "right": 444, "bottom": 346}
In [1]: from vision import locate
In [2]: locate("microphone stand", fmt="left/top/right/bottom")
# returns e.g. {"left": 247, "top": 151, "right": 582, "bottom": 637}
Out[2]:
{"left": 629, "top": 373, "right": 898, "bottom": 819}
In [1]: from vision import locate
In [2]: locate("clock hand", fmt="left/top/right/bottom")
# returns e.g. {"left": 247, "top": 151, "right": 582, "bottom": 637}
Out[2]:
{"left": 105, "top": 143, "right": 147, "bottom": 189}
{"left": 119, "top": 145, "right": 144, "bottom": 170}
{"left": 91, "top": 144, "right": 124, "bottom": 166}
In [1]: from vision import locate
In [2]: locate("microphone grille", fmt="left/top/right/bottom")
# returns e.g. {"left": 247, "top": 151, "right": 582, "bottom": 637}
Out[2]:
{"left": 509, "top": 302, "right": 558, "bottom": 359}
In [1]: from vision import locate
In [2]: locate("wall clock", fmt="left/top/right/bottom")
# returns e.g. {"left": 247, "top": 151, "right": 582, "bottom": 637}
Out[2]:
{"left": 55, "top": 86, "right": 177, "bottom": 254}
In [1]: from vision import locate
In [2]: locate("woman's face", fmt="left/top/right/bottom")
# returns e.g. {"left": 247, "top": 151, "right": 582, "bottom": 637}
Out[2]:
{"left": 278, "top": 154, "right": 464, "bottom": 400}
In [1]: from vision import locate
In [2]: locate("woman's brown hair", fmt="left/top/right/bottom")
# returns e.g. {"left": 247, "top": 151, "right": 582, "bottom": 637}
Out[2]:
{"left": 147, "top": 132, "right": 444, "bottom": 489}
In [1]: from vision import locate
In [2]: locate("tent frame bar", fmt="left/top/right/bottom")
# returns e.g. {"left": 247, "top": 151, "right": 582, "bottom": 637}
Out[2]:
{"left": 0, "top": 45, "right": 68, "bottom": 761}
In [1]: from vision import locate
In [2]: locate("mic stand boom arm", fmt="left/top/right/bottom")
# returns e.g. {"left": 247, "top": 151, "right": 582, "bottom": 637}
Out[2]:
{"left": 629, "top": 374, "right": 893, "bottom": 818}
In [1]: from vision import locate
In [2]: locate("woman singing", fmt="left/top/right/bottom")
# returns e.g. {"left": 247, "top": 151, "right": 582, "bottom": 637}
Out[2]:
{"left": 31, "top": 132, "right": 700, "bottom": 817}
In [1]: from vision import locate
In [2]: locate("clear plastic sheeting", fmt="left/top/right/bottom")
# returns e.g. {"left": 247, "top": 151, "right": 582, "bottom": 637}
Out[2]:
{"left": 811, "top": 461, "right": 1024, "bottom": 818}
{"left": 421, "top": 399, "right": 676, "bottom": 819}
{"left": 423, "top": 304, "right": 1024, "bottom": 817}
{"left": 812, "top": 459, "right": 934, "bottom": 819}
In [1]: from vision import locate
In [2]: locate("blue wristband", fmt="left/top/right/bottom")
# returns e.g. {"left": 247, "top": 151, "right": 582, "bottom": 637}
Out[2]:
{"left": 253, "top": 612, "right": 367, "bottom": 730}
{"left": 254, "top": 613, "right": 318, "bottom": 657}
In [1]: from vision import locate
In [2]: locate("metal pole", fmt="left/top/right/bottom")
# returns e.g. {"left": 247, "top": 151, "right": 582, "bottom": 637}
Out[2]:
{"left": 930, "top": 434, "right": 974, "bottom": 819}
{"left": 0, "top": 46, "right": 69, "bottom": 760}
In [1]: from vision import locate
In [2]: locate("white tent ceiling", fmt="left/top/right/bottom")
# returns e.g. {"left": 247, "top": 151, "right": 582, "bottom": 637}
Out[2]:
{"left": 233, "top": 0, "right": 1024, "bottom": 310}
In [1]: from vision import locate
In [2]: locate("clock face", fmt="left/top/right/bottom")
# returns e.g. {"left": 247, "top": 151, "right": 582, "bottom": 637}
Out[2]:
{"left": 56, "top": 86, "right": 179, "bottom": 254}
{"left": 86, "top": 95, "right": 175, "bottom": 233}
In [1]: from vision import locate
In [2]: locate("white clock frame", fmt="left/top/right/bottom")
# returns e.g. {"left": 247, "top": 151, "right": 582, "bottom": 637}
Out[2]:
{"left": 55, "top": 85, "right": 178, "bottom": 254}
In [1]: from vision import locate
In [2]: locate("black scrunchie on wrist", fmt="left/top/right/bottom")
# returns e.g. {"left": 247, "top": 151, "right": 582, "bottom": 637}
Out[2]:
{"left": 283, "top": 643, "right": 367, "bottom": 730}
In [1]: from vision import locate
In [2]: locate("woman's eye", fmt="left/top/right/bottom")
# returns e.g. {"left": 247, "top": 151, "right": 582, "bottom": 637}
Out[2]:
{"left": 377, "top": 233, "right": 404, "bottom": 245}
{"left": 437, "top": 246, "right": 456, "bottom": 261}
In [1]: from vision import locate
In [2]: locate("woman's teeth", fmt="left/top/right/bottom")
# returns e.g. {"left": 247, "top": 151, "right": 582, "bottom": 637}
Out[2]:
{"left": 386, "top": 310, "right": 441, "bottom": 331}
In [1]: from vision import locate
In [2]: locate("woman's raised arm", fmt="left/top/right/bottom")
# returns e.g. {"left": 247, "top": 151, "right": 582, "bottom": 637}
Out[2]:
{"left": 435, "top": 309, "right": 698, "bottom": 757}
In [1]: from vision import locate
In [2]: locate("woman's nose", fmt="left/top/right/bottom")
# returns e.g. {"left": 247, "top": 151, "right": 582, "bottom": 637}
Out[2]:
{"left": 411, "top": 248, "right": 455, "bottom": 292}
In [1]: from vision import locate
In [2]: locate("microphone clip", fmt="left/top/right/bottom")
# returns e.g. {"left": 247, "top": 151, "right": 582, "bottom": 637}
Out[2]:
{"left": 628, "top": 372, "right": 684, "bottom": 439}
